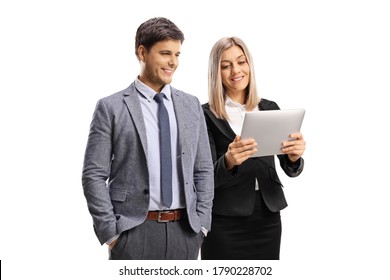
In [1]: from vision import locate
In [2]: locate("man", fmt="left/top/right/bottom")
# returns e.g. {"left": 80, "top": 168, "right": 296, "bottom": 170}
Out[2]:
{"left": 82, "top": 17, "right": 214, "bottom": 260}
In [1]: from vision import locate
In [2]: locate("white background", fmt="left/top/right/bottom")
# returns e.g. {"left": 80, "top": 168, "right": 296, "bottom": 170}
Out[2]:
{"left": 1, "top": 0, "right": 389, "bottom": 279}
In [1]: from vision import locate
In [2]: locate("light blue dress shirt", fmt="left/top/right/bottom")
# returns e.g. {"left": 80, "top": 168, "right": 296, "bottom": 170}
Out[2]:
{"left": 135, "top": 79, "right": 185, "bottom": 211}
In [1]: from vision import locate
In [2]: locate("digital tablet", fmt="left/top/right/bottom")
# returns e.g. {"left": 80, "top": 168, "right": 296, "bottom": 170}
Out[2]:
{"left": 240, "top": 109, "right": 305, "bottom": 157}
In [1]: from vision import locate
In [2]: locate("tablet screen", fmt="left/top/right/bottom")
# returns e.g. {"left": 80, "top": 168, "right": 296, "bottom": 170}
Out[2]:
{"left": 240, "top": 109, "right": 305, "bottom": 157}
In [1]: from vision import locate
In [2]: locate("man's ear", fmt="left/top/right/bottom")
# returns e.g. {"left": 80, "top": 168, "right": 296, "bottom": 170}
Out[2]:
{"left": 137, "top": 45, "right": 146, "bottom": 62}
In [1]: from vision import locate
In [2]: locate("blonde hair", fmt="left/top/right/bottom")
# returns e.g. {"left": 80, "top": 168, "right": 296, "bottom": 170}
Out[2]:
{"left": 208, "top": 37, "right": 260, "bottom": 120}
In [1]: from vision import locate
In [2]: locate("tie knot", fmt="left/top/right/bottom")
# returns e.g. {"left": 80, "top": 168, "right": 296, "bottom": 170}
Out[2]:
{"left": 154, "top": 93, "right": 165, "bottom": 103}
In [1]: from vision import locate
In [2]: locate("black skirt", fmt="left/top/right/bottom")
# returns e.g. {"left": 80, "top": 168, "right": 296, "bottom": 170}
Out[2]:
{"left": 201, "top": 191, "right": 281, "bottom": 260}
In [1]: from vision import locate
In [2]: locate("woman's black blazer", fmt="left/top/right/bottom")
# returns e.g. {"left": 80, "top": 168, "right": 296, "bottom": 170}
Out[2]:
{"left": 202, "top": 99, "right": 304, "bottom": 216}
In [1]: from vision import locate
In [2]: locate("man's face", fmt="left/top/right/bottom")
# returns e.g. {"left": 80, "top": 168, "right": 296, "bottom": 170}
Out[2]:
{"left": 138, "top": 39, "right": 181, "bottom": 93}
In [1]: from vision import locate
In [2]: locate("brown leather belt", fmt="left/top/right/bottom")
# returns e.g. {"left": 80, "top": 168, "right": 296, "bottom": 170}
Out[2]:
{"left": 147, "top": 209, "right": 186, "bottom": 222}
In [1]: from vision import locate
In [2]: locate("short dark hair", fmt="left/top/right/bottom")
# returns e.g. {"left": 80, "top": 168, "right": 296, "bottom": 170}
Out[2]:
{"left": 135, "top": 17, "right": 185, "bottom": 57}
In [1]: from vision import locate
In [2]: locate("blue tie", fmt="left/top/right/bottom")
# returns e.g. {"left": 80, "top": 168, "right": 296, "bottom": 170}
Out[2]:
{"left": 153, "top": 93, "right": 172, "bottom": 208}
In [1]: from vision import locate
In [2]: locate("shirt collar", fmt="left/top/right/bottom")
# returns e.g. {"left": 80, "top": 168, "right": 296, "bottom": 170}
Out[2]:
{"left": 135, "top": 78, "right": 172, "bottom": 102}
{"left": 225, "top": 96, "right": 245, "bottom": 109}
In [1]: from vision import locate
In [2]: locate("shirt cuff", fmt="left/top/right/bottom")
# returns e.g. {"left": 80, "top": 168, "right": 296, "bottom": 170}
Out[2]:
{"left": 105, "top": 234, "right": 120, "bottom": 246}
{"left": 285, "top": 157, "right": 303, "bottom": 173}
{"left": 201, "top": 227, "right": 208, "bottom": 237}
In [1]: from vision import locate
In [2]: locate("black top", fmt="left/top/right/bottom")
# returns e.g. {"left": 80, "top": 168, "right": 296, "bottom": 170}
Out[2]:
{"left": 202, "top": 98, "right": 304, "bottom": 216}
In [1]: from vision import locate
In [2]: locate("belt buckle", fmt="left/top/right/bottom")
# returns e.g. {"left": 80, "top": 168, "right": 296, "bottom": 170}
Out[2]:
{"left": 157, "top": 211, "right": 171, "bottom": 222}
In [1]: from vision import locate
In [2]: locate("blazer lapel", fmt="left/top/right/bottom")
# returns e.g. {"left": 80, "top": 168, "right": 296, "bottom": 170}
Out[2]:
{"left": 170, "top": 87, "right": 186, "bottom": 149}
{"left": 203, "top": 104, "right": 235, "bottom": 140}
{"left": 123, "top": 84, "right": 148, "bottom": 156}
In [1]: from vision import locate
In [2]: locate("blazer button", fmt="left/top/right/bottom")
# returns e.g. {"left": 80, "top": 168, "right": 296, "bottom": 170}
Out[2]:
{"left": 143, "top": 189, "right": 149, "bottom": 195}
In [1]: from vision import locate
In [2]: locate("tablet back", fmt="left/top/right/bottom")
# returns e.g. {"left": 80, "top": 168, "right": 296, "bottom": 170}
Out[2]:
{"left": 240, "top": 109, "right": 305, "bottom": 157}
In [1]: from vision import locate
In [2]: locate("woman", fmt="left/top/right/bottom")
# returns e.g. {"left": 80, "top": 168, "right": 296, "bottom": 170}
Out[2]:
{"left": 201, "top": 37, "right": 306, "bottom": 260}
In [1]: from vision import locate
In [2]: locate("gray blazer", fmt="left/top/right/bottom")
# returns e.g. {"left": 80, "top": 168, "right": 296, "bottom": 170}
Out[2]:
{"left": 82, "top": 82, "right": 214, "bottom": 245}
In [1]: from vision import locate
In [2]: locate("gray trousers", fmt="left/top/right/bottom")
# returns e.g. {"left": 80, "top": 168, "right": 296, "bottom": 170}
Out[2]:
{"left": 109, "top": 218, "right": 204, "bottom": 260}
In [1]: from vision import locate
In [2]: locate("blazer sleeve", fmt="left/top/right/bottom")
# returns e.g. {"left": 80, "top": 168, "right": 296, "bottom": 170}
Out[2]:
{"left": 211, "top": 140, "right": 237, "bottom": 189}
{"left": 82, "top": 99, "right": 117, "bottom": 245}
{"left": 203, "top": 110, "right": 237, "bottom": 189}
{"left": 278, "top": 154, "right": 304, "bottom": 177}
{"left": 192, "top": 98, "right": 214, "bottom": 231}
{"left": 194, "top": 99, "right": 214, "bottom": 230}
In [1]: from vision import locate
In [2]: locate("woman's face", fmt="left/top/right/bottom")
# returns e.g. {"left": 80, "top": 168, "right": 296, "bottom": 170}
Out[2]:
{"left": 220, "top": 45, "right": 250, "bottom": 96}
